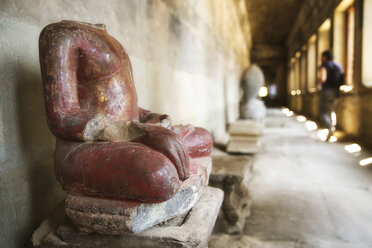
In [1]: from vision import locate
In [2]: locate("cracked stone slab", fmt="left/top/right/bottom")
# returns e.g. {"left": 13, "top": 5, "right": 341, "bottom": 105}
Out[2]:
{"left": 32, "top": 186, "right": 224, "bottom": 248}
{"left": 65, "top": 157, "right": 212, "bottom": 234}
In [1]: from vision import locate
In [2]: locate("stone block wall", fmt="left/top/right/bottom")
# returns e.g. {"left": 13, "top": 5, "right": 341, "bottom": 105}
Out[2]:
{"left": 0, "top": 1, "right": 251, "bottom": 247}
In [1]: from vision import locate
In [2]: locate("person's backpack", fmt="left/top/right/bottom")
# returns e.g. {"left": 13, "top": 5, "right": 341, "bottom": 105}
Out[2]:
{"left": 329, "top": 62, "right": 345, "bottom": 89}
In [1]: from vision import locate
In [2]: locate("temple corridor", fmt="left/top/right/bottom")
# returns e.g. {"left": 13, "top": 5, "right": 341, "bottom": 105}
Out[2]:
{"left": 211, "top": 109, "right": 372, "bottom": 247}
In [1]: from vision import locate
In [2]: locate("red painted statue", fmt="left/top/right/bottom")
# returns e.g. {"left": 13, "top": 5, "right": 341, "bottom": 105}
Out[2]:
{"left": 39, "top": 21, "right": 213, "bottom": 204}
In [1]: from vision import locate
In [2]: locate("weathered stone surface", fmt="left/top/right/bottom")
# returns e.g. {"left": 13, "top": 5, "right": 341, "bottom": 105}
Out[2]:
{"left": 31, "top": 202, "right": 69, "bottom": 248}
{"left": 32, "top": 186, "right": 224, "bottom": 248}
{"left": 228, "top": 120, "right": 264, "bottom": 136}
{"left": 65, "top": 157, "right": 212, "bottom": 234}
{"left": 209, "top": 234, "right": 264, "bottom": 248}
{"left": 209, "top": 155, "right": 252, "bottom": 234}
{"left": 229, "top": 135, "right": 260, "bottom": 144}
{"left": 226, "top": 137, "right": 261, "bottom": 154}
{"left": 209, "top": 234, "right": 304, "bottom": 248}
{"left": 227, "top": 120, "right": 263, "bottom": 154}
{"left": 95, "top": 120, "right": 146, "bottom": 142}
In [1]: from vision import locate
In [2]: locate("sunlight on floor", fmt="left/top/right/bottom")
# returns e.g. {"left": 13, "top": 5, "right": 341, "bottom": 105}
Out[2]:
{"left": 359, "top": 157, "right": 372, "bottom": 167}
{"left": 344, "top": 143, "right": 362, "bottom": 153}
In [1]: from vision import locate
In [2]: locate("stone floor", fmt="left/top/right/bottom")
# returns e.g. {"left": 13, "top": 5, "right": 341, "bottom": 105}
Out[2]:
{"left": 210, "top": 108, "right": 372, "bottom": 248}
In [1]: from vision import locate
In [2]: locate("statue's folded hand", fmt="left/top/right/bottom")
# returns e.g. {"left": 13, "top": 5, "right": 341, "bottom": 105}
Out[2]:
{"left": 139, "top": 108, "right": 171, "bottom": 128}
{"left": 144, "top": 113, "right": 171, "bottom": 128}
{"left": 134, "top": 123, "right": 190, "bottom": 181}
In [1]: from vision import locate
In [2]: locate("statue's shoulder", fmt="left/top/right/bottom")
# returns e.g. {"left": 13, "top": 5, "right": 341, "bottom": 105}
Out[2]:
{"left": 39, "top": 21, "right": 127, "bottom": 79}
{"left": 40, "top": 21, "right": 78, "bottom": 38}
{"left": 40, "top": 21, "right": 109, "bottom": 44}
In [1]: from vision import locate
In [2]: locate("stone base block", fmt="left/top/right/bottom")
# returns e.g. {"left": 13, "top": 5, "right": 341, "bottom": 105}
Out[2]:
{"left": 228, "top": 119, "right": 264, "bottom": 137}
{"left": 32, "top": 186, "right": 224, "bottom": 248}
{"left": 226, "top": 137, "right": 261, "bottom": 154}
{"left": 65, "top": 157, "right": 212, "bottom": 234}
{"left": 227, "top": 120, "right": 263, "bottom": 154}
{"left": 209, "top": 155, "right": 252, "bottom": 234}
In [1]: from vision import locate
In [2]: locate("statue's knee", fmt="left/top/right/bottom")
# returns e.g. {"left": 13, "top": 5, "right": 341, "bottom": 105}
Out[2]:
{"left": 57, "top": 141, "right": 181, "bottom": 203}
{"left": 129, "top": 147, "right": 181, "bottom": 202}
{"left": 183, "top": 127, "right": 213, "bottom": 158}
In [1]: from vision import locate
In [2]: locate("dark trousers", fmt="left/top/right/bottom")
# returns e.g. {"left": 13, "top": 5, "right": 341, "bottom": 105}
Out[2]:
{"left": 319, "top": 88, "right": 338, "bottom": 130}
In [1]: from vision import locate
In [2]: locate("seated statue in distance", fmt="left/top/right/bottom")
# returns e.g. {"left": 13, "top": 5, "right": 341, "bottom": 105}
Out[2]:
{"left": 240, "top": 64, "right": 266, "bottom": 119}
{"left": 39, "top": 21, "right": 213, "bottom": 209}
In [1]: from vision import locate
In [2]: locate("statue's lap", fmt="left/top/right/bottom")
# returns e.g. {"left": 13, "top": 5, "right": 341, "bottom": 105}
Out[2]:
{"left": 54, "top": 126, "right": 213, "bottom": 203}
{"left": 55, "top": 139, "right": 181, "bottom": 203}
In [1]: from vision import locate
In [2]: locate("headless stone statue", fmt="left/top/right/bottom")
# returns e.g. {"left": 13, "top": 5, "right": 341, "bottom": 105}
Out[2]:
{"left": 240, "top": 64, "right": 266, "bottom": 119}
{"left": 39, "top": 21, "right": 213, "bottom": 233}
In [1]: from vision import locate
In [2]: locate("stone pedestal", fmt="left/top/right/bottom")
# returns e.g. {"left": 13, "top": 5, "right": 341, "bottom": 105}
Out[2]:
{"left": 226, "top": 120, "right": 263, "bottom": 154}
{"left": 228, "top": 120, "right": 264, "bottom": 136}
{"left": 209, "top": 155, "right": 252, "bottom": 234}
{"left": 32, "top": 186, "right": 224, "bottom": 248}
{"left": 226, "top": 136, "right": 261, "bottom": 154}
{"left": 65, "top": 157, "right": 212, "bottom": 234}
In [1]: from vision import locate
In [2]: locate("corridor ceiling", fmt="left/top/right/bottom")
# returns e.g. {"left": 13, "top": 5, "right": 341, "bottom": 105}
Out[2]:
{"left": 246, "top": 0, "right": 303, "bottom": 45}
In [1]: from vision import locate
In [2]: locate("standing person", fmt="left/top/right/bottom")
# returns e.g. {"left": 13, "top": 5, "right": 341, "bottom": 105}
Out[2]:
{"left": 318, "top": 50, "right": 344, "bottom": 140}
